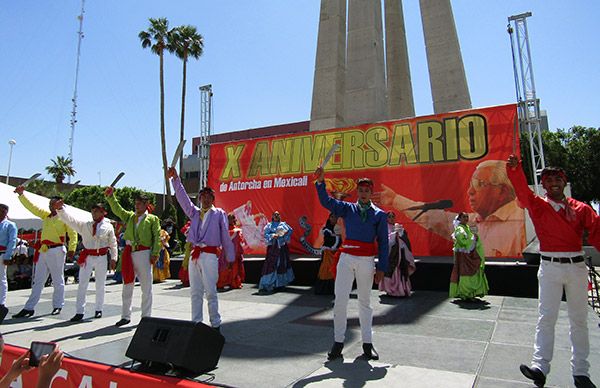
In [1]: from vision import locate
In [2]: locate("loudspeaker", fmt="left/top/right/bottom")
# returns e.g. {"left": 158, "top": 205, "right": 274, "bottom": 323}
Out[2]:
{"left": 126, "top": 317, "right": 225, "bottom": 375}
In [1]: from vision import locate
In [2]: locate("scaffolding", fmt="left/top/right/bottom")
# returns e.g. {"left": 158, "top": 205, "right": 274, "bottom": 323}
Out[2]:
{"left": 199, "top": 84, "right": 213, "bottom": 190}
{"left": 508, "top": 12, "right": 545, "bottom": 193}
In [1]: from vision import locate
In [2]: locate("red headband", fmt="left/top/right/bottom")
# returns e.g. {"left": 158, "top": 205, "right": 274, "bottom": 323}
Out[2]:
{"left": 541, "top": 171, "right": 567, "bottom": 184}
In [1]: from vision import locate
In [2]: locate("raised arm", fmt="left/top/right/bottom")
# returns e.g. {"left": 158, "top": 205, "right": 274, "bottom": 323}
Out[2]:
{"left": 18, "top": 193, "right": 50, "bottom": 219}
{"left": 506, "top": 154, "right": 535, "bottom": 209}
{"left": 168, "top": 168, "right": 198, "bottom": 220}
{"left": 55, "top": 203, "right": 87, "bottom": 235}
{"left": 104, "top": 188, "right": 133, "bottom": 222}
{"left": 314, "top": 166, "right": 350, "bottom": 217}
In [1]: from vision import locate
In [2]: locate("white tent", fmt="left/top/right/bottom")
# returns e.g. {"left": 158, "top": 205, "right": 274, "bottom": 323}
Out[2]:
{"left": 0, "top": 182, "right": 92, "bottom": 230}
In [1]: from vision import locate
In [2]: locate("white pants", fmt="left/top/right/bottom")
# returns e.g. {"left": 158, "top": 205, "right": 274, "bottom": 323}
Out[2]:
{"left": 333, "top": 253, "right": 375, "bottom": 344}
{"left": 189, "top": 252, "right": 220, "bottom": 327}
{"left": 121, "top": 250, "right": 153, "bottom": 320}
{"left": 76, "top": 254, "right": 108, "bottom": 314}
{"left": 25, "top": 246, "right": 66, "bottom": 310}
{"left": 0, "top": 261, "right": 7, "bottom": 306}
{"left": 532, "top": 260, "right": 590, "bottom": 377}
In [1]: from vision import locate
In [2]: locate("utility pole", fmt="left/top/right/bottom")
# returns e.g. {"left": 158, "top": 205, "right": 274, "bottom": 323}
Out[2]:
{"left": 508, "top": 12, "right": 545, "bottom": 193}
{"left": 199, "top": 84, "right": 213, "bottom": 191}
{"left": 68, "top": 0, "right": 85, "bottom": 182}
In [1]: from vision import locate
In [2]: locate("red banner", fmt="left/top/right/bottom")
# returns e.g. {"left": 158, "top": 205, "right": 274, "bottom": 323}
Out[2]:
{"left": 209, "top": 104, "right": 525, "bottom": 258}
{"left": 0, "top": 344, "right": 212, "bottom": 387}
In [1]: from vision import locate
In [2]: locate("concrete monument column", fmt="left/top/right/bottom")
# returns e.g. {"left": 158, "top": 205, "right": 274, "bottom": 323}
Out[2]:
{"left": 310, "top": 0, "right": 347, "bottom": 131}
{"left": 344, "top": 0, "right": 388, "bottom": 127}
{"left": 420, "top": 0, "right": 471, "bottom": 113}
{"left": 385, "top": 0, "right": 415, "bottom": 120}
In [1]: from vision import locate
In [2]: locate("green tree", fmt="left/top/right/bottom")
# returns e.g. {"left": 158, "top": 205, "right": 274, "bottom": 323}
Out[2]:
{"left": 24, "top": 180, "right": 62, "bottom": 198}
{"left": 139, "top": 17, "right": 173, "bottom": 207}
{"left": 65, "top": 186, "right": 156, "bottom": 221}
{"left": 520, "top": 126, "right": 600, "bottom": 203}
{"left": 45, "top": 156, "right": 76, "bottom": 184}
{"left": 169, "top": 25, "right": 204, "bottom": 173}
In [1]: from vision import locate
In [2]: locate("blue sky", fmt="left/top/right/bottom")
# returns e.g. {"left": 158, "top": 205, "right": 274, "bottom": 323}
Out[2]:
{"left": 1, "top": 1, "right": 598, "bottom": 193}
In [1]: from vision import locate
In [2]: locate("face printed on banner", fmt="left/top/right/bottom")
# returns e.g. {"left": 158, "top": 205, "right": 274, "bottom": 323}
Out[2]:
{"left": 467, "top": 164, "right": 512, "bottom": 219}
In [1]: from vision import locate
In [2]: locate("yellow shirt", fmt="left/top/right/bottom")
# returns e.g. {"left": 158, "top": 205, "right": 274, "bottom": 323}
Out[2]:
{"left": 19, "top": 194, "right": 78, "bottom": 252}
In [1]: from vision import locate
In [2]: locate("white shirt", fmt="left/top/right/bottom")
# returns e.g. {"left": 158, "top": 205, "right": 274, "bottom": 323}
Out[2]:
{"left": 57, "top": 208, "right": 118, "bottom": 260}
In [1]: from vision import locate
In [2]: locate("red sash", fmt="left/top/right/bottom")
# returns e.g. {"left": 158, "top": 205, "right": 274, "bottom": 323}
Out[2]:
{"left": 338, "top": 240, "right": 377, "bottom": 256}
{"left": 191, "top": 245, "right": 219, "bottom": 261}
{"left": 78, "top": 247, "right": 109, "bottom": 265}
{"left": 330, "top": 240, "right": 377, "bottom": 278}
{"left": 121, "top": 244, "right": 150, "bottom": 284}
{"left": 33, "top": 238, "right": 65, "bottom": 263}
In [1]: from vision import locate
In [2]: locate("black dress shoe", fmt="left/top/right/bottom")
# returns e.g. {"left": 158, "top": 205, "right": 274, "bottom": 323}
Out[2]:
{"left": 362, "top": 343, "right": 379, "bottom": 360}
{"left": 12, "top": 309, "right": 34, "bottom": 318}
{"left": 51, "top": 308, "right": 62, "bottom": 315}
{"left": 115, "top": 318, "right": 130, "bottom": 327}
{"left": 94, "top": 311, "right": 102, "bottom": 319}
{"left": 520, "top": 364, "right": 546, "bottom": 387}
{"left": 327, "top": 342, "right": 344, "bottom": 361}
{"left": 70, "top": 314, "right": 84, "bottom": 322}
{"left": 574, "top": 375, "right": 597, "bottom": 388}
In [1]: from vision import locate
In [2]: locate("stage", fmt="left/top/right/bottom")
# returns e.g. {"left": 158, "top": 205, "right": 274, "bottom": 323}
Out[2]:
{"left": 172, "top": 254, "right": 542, "bottom": 297}
{"left": 1, "top": 278, "right": 599, "bottom": 387}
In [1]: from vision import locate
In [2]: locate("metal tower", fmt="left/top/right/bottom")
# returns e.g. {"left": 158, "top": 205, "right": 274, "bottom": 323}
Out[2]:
{"left": 68, "top": 0, "right": 85, "bottom": 179}
{"left": 508, "top": 12, "right": 545, "bottom": 192}
{"left": 199, "top": 84, "right": 213, "bottom": 189}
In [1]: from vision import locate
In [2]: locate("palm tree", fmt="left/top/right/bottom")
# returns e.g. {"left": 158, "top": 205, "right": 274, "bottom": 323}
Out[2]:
{"left": 139, "top": 17, "right": 173, "bottom": 206}
{"left": 169, "top": 25, "right": 204, "bottom": 173}
{"left": 46, "top": 156, "right": 76, "bottom": 184}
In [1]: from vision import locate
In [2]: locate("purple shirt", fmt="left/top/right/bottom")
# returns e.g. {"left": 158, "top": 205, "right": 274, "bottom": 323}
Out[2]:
{"left": 172, "top": 177, "right": 234, "bottom": 262}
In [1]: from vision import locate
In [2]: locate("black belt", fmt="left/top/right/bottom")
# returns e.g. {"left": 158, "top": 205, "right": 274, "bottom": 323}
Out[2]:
{"left": 541, "top": 255, "right": 584, "bottom": 264}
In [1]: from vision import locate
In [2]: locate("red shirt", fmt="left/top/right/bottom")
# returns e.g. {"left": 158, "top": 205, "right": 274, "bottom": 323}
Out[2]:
{"left": 507, "top": 163, "right": 600, "bottom": 253}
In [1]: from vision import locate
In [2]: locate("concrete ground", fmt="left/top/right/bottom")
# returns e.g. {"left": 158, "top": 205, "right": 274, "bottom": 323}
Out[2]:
{"left": 1, "top": 279, "right": 599, "bottom": 387}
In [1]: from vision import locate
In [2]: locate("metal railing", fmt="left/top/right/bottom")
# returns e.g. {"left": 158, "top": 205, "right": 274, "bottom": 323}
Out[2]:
{"left": 587, "top": 257, "right": 600, "bottom": 317}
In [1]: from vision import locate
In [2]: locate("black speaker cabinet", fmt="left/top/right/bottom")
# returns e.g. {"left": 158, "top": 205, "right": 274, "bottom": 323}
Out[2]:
{"left": 126, "top": 317, "right": 225, "bottom": 375}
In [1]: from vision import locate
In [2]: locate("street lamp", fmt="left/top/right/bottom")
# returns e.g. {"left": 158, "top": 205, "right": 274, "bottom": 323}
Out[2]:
{"left": 6, "top": 139, "right": 16, "bottom": 185}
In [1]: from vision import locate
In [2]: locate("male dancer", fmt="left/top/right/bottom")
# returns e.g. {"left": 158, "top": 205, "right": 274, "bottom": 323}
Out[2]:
{"left": 168, "top": 167, "right": 234, "bottom": 330}
{"left": 54, "top": 200, "right": 118, "bottom": 321}
{"left": 314, "top": 166, "right": 388, "bottom": 360}
{"left": 104, "top": 188, "right": 160, "bottom": 327}
{"left": 508, "top": 155, "right": 599, "bottom": 388}
{"left": 0, "top": 204, "right": 17, "bottom": 312}
{"left": 13, "top": 188, "right": 77, "bottom": 317}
